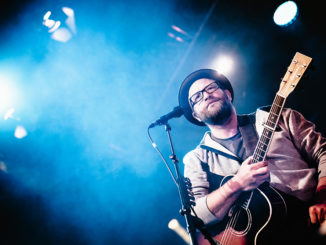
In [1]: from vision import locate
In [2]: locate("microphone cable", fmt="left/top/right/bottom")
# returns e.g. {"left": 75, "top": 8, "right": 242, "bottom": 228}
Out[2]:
{"left": 147, "top": 125, "right": 178, "bottom": 187}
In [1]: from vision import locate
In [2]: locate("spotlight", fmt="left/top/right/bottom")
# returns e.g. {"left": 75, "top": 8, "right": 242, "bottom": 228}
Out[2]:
{"left": 168, "top": 219, "right": 190, "bottom": 245}
{"left": 14, "top": 125, "right": 27, "bottom": 139}
{"left": 273, "top": 1, "right": 298, "bottom": 26}
{"left": 210, "top": 55, "right": 234, "bottom": 76}
{"left": 4, "top": 108, "right": 20, "bottom": 121}
{"left": 42, "top": 7, "right": 76, "bottom": 42}
{"left": 0, "top": 152, "right": 7, "bottom": 172}
{"left": 168, "top": 25, "right": 190, "bottom": 43}
{"left": 0, "top": 74, "right": 19, "bottom": 114}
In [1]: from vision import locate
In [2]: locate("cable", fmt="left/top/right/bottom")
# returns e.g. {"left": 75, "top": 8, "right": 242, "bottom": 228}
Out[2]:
{"left": 147, "top": 126, "right": 178, "bottom": 186}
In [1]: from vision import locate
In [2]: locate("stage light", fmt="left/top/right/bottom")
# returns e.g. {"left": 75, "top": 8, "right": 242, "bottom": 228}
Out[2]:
{"left": 0, "top": 152, "right": 7, "bottom": 172}
{"left": 0, "top": 74, "right": 19, "bottom": 114}
{"left": 0, "top": 161, "right": 7, "bottom": 172}
{"left": 211, "top": 55, "right": 234, "bottom": 76}
{"left": 4, "top": 108, "right": 17, "bottom": 120}
{"left": 14, "top": 125, "right": 27, "bottom": 139}
{"left": 168, "top": 25, "right": 190, "bottom": 43}
{"left": 42, "top": 7, "right": 76, "bottom": 42}
{"left": 273, "top": 1, "right": 298, "bottom": 26}
{"left": 168, "top": 219, "right": 190, "bottom": 245}
{"left": 171, "top": 25, "right": 188, "bottom": 36}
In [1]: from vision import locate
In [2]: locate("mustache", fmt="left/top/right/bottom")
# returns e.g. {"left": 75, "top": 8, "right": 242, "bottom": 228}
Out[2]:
{"left": 206, "top": 98, "right": 222, "bottom": 106}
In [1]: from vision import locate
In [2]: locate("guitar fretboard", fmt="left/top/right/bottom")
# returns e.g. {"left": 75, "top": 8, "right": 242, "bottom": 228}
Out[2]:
{"left": 252, "top": 94, "right": 286, "bottom": 164}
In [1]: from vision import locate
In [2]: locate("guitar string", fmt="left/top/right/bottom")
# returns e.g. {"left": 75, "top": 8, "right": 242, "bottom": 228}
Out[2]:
{"left": 253, "top": 95, "right": 283, "bottom": 163}
{"left": 227, "top": 208, "right": 242, "bottom": 245}
{"left": 220, "top": 206, "right": 241, "bottom": 245}
{"left": 220, "top": 102, "right": 282, "bottom": 243}
{"left": 220, "top": 208, "right": 236, "bottom": 245}
{"left": 221, "top": 95, "right": 284, "bottom": 244}
{"left": 220, "top": 212, "right": 235, "bottom": 245}
{"left": 220, "top": 211, "right": 234, "bottom": 244}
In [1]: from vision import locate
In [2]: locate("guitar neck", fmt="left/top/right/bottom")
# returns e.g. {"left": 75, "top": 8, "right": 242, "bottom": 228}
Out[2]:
{"left": 252, "top": 94, "right": 286, "bottom": 164}
{"left": 250, "top": 52, "right": 312, "bottom": 164}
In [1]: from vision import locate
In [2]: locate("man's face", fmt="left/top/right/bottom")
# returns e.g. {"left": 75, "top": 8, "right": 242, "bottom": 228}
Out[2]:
{"left": 188, "top": 78, "right": 233, "bottom": 125}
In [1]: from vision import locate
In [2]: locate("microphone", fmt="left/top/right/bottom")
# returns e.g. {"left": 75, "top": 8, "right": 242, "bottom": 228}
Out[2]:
{"left": 149, "top": 106, "right": 184, "bottom": 128}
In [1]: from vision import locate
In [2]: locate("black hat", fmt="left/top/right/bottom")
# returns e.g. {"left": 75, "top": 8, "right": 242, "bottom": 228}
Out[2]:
{"left": 178, "top": 69, "right": 234, "bottom": 126}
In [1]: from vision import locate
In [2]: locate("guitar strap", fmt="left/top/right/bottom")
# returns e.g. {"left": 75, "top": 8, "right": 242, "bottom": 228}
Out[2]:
{"left": 237, "top": 113, "right": 259, "bottom": 161}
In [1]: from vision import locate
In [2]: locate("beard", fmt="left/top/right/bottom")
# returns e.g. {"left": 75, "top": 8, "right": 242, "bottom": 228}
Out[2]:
{"left": 196, "top": 93, "right": 233, "bottom": 126}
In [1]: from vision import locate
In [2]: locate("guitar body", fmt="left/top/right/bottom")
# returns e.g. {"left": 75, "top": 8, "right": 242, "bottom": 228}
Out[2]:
{"left": 197, "top": 177, "right": 287, "bottom": 245}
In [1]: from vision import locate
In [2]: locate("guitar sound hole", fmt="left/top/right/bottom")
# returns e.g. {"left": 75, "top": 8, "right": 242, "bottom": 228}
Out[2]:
{"left": 229, "top": 206, "right": 251, "bottom": 235}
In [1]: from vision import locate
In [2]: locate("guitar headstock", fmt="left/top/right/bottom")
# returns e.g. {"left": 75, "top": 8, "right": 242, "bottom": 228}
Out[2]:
{"left": 277, "top": 52, "right": 312, "bottom": 98}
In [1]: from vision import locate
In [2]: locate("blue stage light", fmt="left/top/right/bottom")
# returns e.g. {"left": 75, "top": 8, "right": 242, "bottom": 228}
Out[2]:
{"left": 0, "top": 74, "right": 20, "bottom": 114}
{"left": 273, "top": 1, "right": 298, "bottom": 26}
{"left": 42, "top": 7, "right": 76, "bottom": 42}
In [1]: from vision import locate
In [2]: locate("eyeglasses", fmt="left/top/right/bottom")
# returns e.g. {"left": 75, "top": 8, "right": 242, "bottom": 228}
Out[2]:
{"left": 189, "top": 81, "right": 220, "bottom": 107}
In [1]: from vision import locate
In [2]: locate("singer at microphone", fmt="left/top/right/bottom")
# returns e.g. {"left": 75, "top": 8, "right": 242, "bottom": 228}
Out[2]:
{"left": 149, "top": 106, "right": 184, "bottom": 128}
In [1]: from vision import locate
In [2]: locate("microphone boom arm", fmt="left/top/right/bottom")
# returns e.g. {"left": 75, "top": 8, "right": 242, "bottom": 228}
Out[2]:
{"left": 149, "top": 106, "right": 184, "bottom": 128}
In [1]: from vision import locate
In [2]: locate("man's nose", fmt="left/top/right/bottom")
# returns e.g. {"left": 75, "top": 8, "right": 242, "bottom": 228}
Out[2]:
{"left": 202, "top": 90, "right": 211, "bottom": 100}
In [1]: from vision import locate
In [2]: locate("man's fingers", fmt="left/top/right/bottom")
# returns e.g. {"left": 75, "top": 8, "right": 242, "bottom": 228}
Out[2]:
{"left": 318, "top": 208, "right": 325, "bottom": 223}
{"left": 254, "top": 166, "right": 269, "bottom": 175}
{"left": 309, "top": 206, "right": 325, "bottom": 224}
{"left": 309, "top": 205, "right": 326, "bottom": 224}
{"left": 309, "top": 207, "right": 317, "bottom": 224}
{"left": 242, "top": 157, "right": 252, "bottom": 165}
{"left": 250, "top": 161, "right": 268, "bottom": 170}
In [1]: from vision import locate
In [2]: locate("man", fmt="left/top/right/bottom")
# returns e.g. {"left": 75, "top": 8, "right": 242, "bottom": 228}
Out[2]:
{"left": 178, "top": 69, "right": 326, "bottom": 244}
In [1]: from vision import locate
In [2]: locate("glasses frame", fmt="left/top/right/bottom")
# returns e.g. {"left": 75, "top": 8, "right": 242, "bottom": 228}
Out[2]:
{"left": 188, "top": 81, "right": 220, "bottom": 108}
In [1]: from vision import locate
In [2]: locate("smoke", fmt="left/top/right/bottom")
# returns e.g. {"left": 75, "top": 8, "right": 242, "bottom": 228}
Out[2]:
{"left": 0, "top": 0, "right": 190, "bottom": 244}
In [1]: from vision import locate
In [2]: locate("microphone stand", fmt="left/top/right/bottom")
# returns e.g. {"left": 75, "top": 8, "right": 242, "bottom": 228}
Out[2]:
{"left": 164, "top": 122, "right": 217, "bottom": 245}
{"left": 164, "top": 122, "right": 198, "bottom": 245}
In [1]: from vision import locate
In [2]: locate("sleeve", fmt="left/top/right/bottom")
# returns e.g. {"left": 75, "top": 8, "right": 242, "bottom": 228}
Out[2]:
{"left": 283, "top": 108, "right": 326, "bottom": 178}
{"left": 183, "top": 150, "right": 220, "bottom": 225}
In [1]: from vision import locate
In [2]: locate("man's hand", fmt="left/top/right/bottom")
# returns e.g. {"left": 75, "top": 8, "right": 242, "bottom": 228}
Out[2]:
{"left": 309, "top": 176, "right": 326, "bottom": 225}
{"left": 233, "top": 157, "right": 270, "bottom": 192}
{"left": 309, "top": 203, "right": 326, "bottom": 224}
{"left": 207, "top": 157, "right": 270, "bottom": 220}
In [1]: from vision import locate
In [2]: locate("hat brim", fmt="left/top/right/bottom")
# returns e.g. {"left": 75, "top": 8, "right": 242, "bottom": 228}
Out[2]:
{"left": 178, "top": 69, "right": 233, "bottom": 126}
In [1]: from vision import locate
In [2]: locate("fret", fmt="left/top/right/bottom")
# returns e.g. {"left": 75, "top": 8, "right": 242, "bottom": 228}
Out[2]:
{"left": 269, "top": 111, "right": 278, "bottom": 117}
{"left": 252, "top": 126, "right": 274, "bottom": 163}
{"left": 262, "top": 134, "right": 272, "bottom": 144}
{"left": 258, "top": 140, "right": 268, "bottom": 147}
{"left": 256, "top": 149, "right": 266, "bottom": 157}
{"left": 252, "top": 155, "right": 264, "bottom": 163}
{"left": 269, "top": 107, "right": 281, "bottom": 117}
{"left": 257, "top": 143, "right": 268, "bottom": 152}
{"left": 267, "top": 114, "right": 277, "bottom": 122}
{"left": 258, "top": 141, "right": 268, "bottom": 151}
{"left": 265, "top": 96, "right": 284, "bottom": 129}
{"left": 255, "top": 144, "right": 267, "bottom": 154}
{"left": 260, "top": 135, "right": 271, "bottom": 146}
{"left": 272, "top": 103, "right": 282, "bottom": 108}
{"left": 262, "top": 129, "right": 273, "bottom": 137}
{"left": 263, "top": 123, "right": 274, "bottom": 131}
{"left": 265, "top": 121, "right": 276, "bottom": 129}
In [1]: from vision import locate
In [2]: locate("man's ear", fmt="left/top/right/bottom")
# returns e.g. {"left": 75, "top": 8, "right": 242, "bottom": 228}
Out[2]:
{"left": 192, "top": 111, "right": 202, "bottom": 122}
{"left": 225, "top": 90, "right": 232, "bottom": 102}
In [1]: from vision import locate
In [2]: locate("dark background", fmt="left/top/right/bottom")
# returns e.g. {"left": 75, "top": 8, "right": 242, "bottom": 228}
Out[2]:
{"left": 0, "top": 0, "right": 325, "bottom": 244}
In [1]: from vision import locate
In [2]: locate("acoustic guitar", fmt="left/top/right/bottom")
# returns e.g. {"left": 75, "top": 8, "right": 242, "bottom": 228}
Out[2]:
{"left": 197, "top": 52, "right": 312, "bottom": 245}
